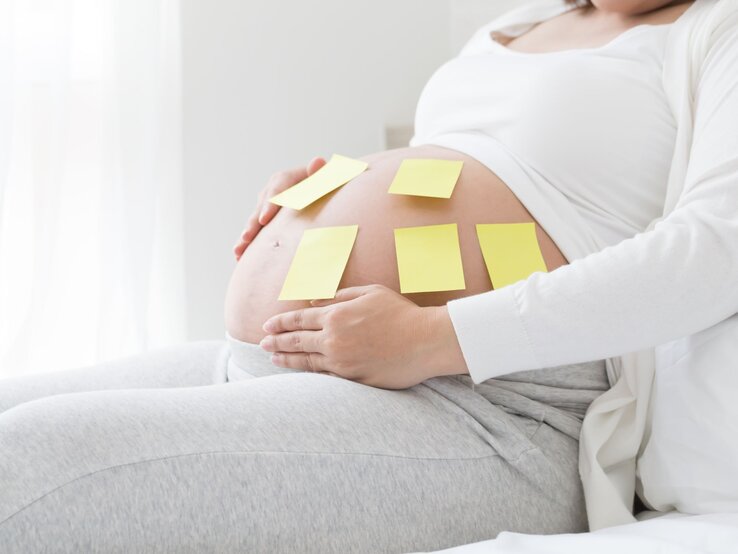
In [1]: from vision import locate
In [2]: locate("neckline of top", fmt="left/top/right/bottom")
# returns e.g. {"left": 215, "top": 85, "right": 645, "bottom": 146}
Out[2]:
{"left": 487, "top": 1, "right": 699, "bottom": 57}
{"left": 489, "top": 22, "right": 672, "bottom": 56}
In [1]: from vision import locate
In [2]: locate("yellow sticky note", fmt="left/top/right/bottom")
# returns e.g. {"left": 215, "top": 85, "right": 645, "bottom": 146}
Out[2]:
{"left": 387, "top": 159, "right": 463, "bottom": 198}
{"left": 393, "top": 223, "right": 466, "bottom": 293}
{"left": 476, "top": 223, "right": 548, "bottom": 289}
{"left": 278, "top": 225, "right": 358, "bottom": 301}
{"left": 269, "top": 154, "right": 368, "bottom": 210}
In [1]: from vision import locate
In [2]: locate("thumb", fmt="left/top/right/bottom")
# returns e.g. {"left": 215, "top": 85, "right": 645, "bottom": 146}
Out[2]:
{"left": 310, "top": 285, "right": 373, "bottom": 307}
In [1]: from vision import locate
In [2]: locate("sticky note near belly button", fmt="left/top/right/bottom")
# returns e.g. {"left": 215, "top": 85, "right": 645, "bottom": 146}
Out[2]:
{"left": 393, "top": 223, "right": 466, "bottom": 294}
{"left": 476, "top": 223, "right": 548, "bottom": 289}
{"left": 269, "top": 154, "right": 368, "bottom": 210}
{"left": 387, "top": 159, "right": 463, "bottom": 198}
{"left": 278, "top": 225, "right": 359, "bottom": 300}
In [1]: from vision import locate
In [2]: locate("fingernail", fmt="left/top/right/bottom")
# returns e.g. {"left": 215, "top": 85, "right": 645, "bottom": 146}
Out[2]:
{"left": 259, "top": 336, "right": 271, "bottom": 350}
{"left": 262, "top": 321, "right": 274, "bottom": 333}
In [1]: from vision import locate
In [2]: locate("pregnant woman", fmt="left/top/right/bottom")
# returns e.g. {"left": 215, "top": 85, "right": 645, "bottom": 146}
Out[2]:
{"left": 2, "top": 0, "right": 736, "bottom": 552}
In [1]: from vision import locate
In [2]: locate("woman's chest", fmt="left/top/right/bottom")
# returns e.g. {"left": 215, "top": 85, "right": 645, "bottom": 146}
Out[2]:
{"left": 412, "top": 28, "right": 678, "bottom": 232}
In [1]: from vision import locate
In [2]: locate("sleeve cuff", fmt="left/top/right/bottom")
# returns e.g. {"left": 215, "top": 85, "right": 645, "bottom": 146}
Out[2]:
{"left": 446, "top": 284, "right": 539, "bottom": 384}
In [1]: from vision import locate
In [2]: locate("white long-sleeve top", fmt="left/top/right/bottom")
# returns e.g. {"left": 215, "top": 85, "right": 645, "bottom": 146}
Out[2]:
{"left": 419, "top": 0, "right": 738, "bottom": 531}
{"left": 411, "top": 8, "right": 677, "bottom": 261}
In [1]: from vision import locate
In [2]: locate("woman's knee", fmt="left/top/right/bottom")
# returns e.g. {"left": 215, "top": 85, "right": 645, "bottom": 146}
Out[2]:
{"left": 0, "top": 340, "right": 229, "bottom": 417}
{"left": 0, "top": 392, "right": 153, "bottom": 522}
{"left": 0, "top": 374, "right": 50, "bottom": 415}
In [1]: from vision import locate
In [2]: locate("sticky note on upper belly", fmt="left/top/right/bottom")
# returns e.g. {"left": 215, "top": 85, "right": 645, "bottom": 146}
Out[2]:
{"left": 393, "top": 223, "right": 466, "bottom": 294}
{"left": 269, "top": 154, "right": 368, "bottom": 210}
{"left": 278, "top": 225, "right": 359, "bottom": 300}
{"left": 387, "top": 159, "right": 463, "bottom": 198}
{"left": 476, "top": 223, "right": 548, "bottom": 289}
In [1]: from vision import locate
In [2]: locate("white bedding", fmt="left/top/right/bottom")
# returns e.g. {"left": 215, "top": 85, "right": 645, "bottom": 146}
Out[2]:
{"left": 409, "top": 511, "right": 738, "bottom": 553}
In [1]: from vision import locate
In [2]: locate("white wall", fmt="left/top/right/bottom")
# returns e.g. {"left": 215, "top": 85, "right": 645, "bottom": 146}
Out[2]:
{"left": 181, "top": 0, "right": 527, "bottom": 340}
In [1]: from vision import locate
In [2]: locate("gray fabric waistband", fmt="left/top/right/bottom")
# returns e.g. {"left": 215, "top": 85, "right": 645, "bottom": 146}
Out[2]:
{"left": 225, "top": 331, "right": 296, "bottom": 379}
{"left": 224, "top": 330, "right": 610, "bottom": 439}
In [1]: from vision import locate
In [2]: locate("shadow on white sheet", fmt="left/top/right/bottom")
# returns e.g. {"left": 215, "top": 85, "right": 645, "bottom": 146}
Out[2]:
{"left": 408, "top": 511, "right": 738, "bottom": 553}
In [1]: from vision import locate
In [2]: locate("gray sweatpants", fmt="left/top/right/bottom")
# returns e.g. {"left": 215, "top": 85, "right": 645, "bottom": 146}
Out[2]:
{"left": 0, "top": 332, "right": 610, "bottom": 553}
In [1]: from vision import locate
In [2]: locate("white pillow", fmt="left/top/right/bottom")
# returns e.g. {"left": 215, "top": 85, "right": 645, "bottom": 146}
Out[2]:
{"left": 637, "top": 313, "right": 738, "bottom": 513}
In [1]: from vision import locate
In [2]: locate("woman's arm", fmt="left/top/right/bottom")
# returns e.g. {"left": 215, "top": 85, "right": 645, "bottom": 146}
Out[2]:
{"left": 447, "top": 24, "right": 738, "bottom": 383}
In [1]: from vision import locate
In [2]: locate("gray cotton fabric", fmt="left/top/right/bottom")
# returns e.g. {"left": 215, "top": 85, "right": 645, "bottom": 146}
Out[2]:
{"left": 0, "top": 333, "right": 610, "bottom": 553}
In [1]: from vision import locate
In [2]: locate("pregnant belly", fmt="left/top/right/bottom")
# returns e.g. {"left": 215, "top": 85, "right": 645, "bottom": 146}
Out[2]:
{"left": 224, "top": 144, "right": 568, "bottom": 344}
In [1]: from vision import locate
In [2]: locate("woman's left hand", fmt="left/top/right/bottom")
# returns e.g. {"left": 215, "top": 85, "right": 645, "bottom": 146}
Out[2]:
{"left": 259, "top": 284, "right": 468, "bottom": 390}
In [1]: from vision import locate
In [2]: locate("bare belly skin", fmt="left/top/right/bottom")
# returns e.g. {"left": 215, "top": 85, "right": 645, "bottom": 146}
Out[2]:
{"left": 224, "top": 145, "right": 568, "bottom": 344}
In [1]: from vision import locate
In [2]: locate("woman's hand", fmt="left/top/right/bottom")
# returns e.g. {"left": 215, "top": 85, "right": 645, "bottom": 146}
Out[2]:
{"left": 258, "top": 284, "right": 469, "bottom": 390}
{"left": 233, "top": 156, "right": 327, "bottom": 261}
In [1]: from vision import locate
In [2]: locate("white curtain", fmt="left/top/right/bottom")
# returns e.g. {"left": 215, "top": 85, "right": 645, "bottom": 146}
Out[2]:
{"left": 0, "top": 0, "right": 186, "bottom": 377}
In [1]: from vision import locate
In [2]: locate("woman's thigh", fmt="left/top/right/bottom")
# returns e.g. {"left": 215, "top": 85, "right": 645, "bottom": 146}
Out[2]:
{"left": 0, "top": 372, "right": 587, "bottom": 553}
{"left": 0, "top": 340, "right": 233, "bottom": 414}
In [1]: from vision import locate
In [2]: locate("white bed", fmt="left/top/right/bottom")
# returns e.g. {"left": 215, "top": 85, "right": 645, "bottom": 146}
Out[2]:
{"left": 410, "top": 511, "right": 738, "bottom": 553}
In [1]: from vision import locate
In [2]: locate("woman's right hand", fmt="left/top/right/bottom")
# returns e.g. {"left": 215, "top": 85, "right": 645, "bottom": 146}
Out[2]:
{"left": 233, "top": 156, "right": 327, "bottom": 261}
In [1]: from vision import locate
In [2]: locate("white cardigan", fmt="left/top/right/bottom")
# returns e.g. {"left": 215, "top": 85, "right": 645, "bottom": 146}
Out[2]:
{"left": 445, "top": 0, "right": 738, "bottom": 530}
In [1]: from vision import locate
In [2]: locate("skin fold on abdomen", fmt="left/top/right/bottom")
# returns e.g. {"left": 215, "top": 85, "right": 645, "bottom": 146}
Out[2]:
{"left": 224, "top": 144, "right": 568, "bottom": 344}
